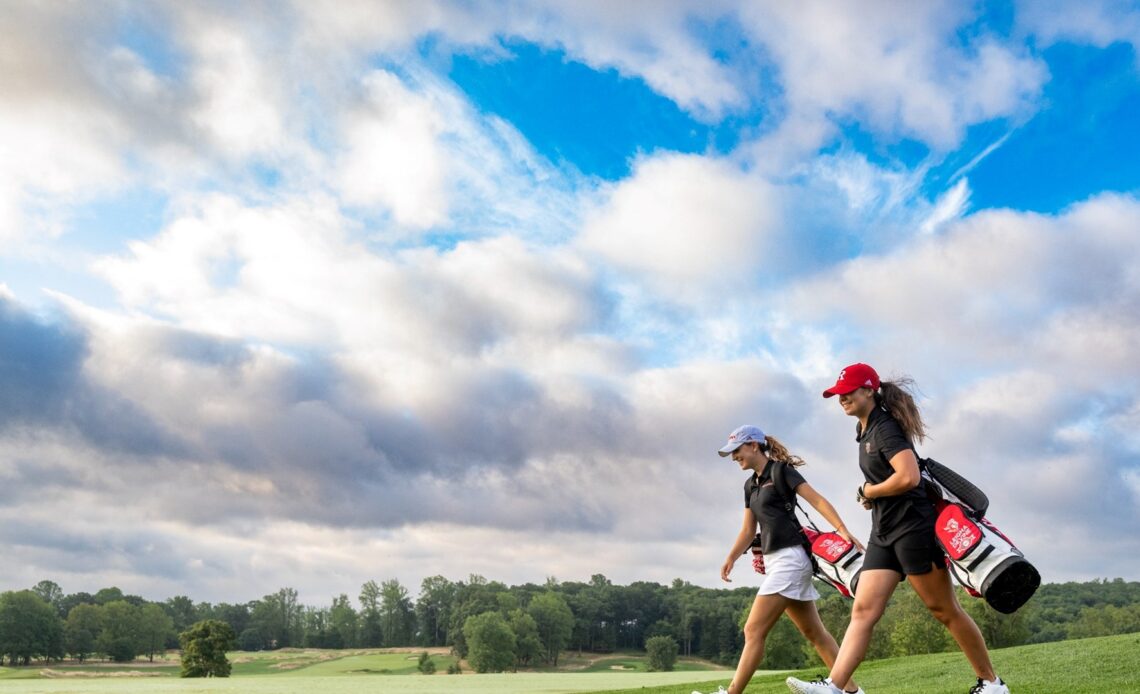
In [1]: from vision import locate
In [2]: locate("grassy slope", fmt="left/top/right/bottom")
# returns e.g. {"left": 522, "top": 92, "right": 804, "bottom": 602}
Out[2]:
{"left": 0, "top": 635, "right": 1135, "bottom": 693}
{"left": 594, "top": 633, "right": 1140, "bottom": 694}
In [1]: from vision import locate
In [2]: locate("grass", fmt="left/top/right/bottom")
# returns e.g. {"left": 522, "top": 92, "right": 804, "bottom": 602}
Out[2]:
{"left": 0, "top": 634, "right": 1134, "bottom": 693}
{"left": 593, "top": 633, "right": 1140, "bottom": 694}
{"left": 0, "top": 671, "right": 730, "bottom": 693}
{"left": 577, "top": 655, "right": 728, "bottom": 673}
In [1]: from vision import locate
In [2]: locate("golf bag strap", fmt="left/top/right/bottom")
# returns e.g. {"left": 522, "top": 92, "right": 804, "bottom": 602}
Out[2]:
{"left": 772, "top": 460, "right": 819, "bottom": 532}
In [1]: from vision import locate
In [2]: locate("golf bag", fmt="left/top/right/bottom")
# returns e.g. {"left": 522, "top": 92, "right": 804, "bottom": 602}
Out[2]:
{"left": 933, "top": 500, "right": 1041, "bottom": 613}
{"left": 921, "top": 457, "right": 989, "bottom": 518}
{"left": 803, "top": 527, "right": 864, "bottom": 599}
{"left": 768, "top": 462, "right": 863, "bottom": 598}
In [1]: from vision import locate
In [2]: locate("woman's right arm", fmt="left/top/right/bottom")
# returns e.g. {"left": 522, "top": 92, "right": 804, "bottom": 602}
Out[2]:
{"left": 721, "top": 509, "right": 757, "bottom": 582}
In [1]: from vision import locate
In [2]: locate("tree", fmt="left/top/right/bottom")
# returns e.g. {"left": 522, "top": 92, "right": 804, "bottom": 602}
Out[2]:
{"left": 416, "top": 576, "right": 457, "bottom": 646}
{"left": 93, "top": 587, "right": 125, "bottom": 605}
{"left": 0, "top": 591, "right": 64, "bottom": 665}
{"left": 203, "top": 603, "right": 252, "bottom": 649}
{"left": 359, "top": 580, "right": 383, "bottom": 647}
{"left": 447, "top": 575, "right": 509, "bottom": 657}
{"left": 645, "top": 635, "right": 678, "bottom": 671}
{"left": 379, "top": 579, "right": 415, "bottom": 646}
{"left": 302, "top": 606, "right": 334, "bottom": 648}
{"left": 179, "top": 619, "right": 237, "bottom": 677}
{"left": 887, "top": 589, "right": 951, "bottom": 657}
{"left": 32, "top": 581, "right": 64, "bottom": 617}
{"left": 57, "top": 592, "right": 95, "bottom": 621}
{"left": 96, "top": 600, "right": 140, "bottom": 663}
{"left": 329, "top": 594, "right": 358, "bottom": 648}
{"left": 463, "top": 611, "right": 516, "bottom": 673}
{"left": 417, "top": 650, "right": 436, "bottom": 674}
{"left": 165, "top": 596, "right": 200, "bottom": 636}
{"left": 238, "top": 627, "right": 264, "bottom": 651}
{"left": 528, "top": 591, "right": 574, "bottom": 666}
{"left": 137, "top": 603, "right": 174, "bottom": 662}
{"left": 509, "top": 609, "right": 542, "bottom": 667}
{"left": 758, "top": 615, "right": 805, "bottom": 669}
{"left": 250, "top": 588, "right": 302, "bottom": 648}
{"left": 961, "top": 594, "right": 1030, "bottom": 647}
{"left": 1067, "top": 603, "right": 1140, "bottom": 640}
{"left": 65, "top": 603, "right": 102, "bottom": 662}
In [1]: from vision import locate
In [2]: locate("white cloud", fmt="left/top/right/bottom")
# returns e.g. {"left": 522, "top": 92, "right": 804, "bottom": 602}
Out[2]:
{"left": 180, "top": 11, "right": 288, "bottom": 160}
{"left": 0, "top": 4, "right": 131, "bottom": 242}
{"left": 293, "top": 0, "right": 747, "bottom": 120}
{"left": 738, "top": 1, "right": 1048, "bottom": 155}
{"left": 787, "top": 194, "right": 1140, "bottom": 372}
{"left": 920, "top": 178, "right": 972, "bottom": 235}
{"left": 1018, "top": 0, "right": 1140, "bottom": 56}
{"left": 335, "top": 71, "right": 450, "bottom": 228}
{"left": 504, "top": 0, "right": 745, "bottom": 119}
{"left": 578, "top": 153, "right": 783, "bottom": 299}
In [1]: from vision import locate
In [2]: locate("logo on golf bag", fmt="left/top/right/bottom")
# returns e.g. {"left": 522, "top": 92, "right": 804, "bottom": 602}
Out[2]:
{"left": 940, "top": 515, "right": 979, "bottom": 558}
{"left": 804, "top": 528, "right": 863, "bottom": 599}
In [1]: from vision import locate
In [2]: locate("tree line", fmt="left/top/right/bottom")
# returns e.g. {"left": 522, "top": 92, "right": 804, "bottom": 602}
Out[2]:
{"left": 2, "top": 575, "right": 1138, "bottom": 670}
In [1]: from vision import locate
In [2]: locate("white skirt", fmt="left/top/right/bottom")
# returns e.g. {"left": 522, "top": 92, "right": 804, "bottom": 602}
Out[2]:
{"left": 757, "top": 544, "right": 820, "bottom": 601}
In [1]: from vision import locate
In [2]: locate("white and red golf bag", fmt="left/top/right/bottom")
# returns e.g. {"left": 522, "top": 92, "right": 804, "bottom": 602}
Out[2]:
{"left": 803, "top": 527, "right": 863, "bottom": 599}
{"left": 933, "top": 500, "right": 1040, "bottom": 614}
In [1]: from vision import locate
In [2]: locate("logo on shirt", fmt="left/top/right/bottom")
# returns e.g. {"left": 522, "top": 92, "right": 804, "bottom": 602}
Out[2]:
{"left": 865, "top": 442, "right": 872, "bottom": 453}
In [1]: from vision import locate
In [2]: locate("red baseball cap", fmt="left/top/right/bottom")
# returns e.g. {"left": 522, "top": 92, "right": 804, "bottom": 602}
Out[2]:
{"left": 822, "top": 363, "right": 880, "bottom": 398}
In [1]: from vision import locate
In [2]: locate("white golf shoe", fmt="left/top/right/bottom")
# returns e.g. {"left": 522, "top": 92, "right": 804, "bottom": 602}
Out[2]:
{"left": 785, "top": 676, "right": 843, "bottom": 693}
{"left": 969, "top": 677, "right": 1010, "bottom": 693}
{"left": 690, "top": 687, "right": 728, "bottom": 694}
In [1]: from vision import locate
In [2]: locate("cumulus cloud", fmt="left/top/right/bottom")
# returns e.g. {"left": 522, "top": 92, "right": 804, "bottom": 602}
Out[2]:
{"left": 1017, "top": 0, "right": 1140, "bottom": 57}
{"left": 578, "top": 153, "right": 783, "bottom": 300}
{"left": 335, "top": 71, "right": 451, "bottom": 228}
{"left": 0, "top": 3, "right": 132, "bottom": 242}
{"left": 738, "top": 0, "right": 1048, "bottom": 162}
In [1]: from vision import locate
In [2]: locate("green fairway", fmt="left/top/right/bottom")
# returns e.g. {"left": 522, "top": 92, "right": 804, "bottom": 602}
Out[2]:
{"left": 0, "top": 671, "right": 732, "bottom": 693}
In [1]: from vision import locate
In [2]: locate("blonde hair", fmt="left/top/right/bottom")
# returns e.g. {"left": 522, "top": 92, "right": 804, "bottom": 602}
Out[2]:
{"left": 763, "top": 435, "right": 805, "bottom": 468}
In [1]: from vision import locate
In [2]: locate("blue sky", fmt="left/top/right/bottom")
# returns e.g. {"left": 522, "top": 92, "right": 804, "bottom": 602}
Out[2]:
{"left": 1, "top": 1, "right": 1139, "bottom": 606}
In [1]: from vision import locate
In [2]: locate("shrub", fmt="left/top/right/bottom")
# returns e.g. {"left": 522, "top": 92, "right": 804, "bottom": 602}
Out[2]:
{"left": 646, "top": 635, "right": 678, "bottom": 672}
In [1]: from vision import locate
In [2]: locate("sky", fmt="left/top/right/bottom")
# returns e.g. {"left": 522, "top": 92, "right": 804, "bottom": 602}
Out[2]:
{"left": 1, "top": 0, "right": 1139, "bottom": 608}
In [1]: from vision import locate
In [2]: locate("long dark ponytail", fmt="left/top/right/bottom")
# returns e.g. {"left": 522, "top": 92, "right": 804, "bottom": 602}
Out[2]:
{"left": 875, "top": 377, "right": 927, "bottom": 444}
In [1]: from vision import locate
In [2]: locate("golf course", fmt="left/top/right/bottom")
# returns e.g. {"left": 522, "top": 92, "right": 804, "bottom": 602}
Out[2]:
{"left": 0, "top": 633, "right": 1135, "bottom": 694}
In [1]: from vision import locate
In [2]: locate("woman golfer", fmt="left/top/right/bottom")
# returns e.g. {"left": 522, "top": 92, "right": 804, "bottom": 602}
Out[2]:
{"left": 786, "top": 363, "right": 1009, "bottom": 694}
{"left": 694, "top": 425, "right": 864, "bottom": 694}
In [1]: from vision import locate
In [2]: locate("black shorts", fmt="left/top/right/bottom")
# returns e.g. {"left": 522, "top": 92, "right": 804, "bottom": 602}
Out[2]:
{"left": 862, "top": 528, "right": 944, "bottom": 576}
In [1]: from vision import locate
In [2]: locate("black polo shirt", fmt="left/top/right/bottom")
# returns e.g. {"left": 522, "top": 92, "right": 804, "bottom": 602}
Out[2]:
{"left": 744, "top": 460, "right": 809, "bottom": 554}
{"left": 857, "top": 405, "right": 935, "bottom": 544}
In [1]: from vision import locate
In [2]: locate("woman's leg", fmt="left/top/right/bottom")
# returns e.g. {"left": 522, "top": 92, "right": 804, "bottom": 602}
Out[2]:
{"left": 784, "top": 600, "right": 858, "bottom": 693}
{"left": 728, "top": 592, "right": 790, "bottom": 694}
{"left": 827, "top": 569, "right": 900, "bottom": 686}
{"left": 907, "top": 567, "right": 996, "bottom": 681}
